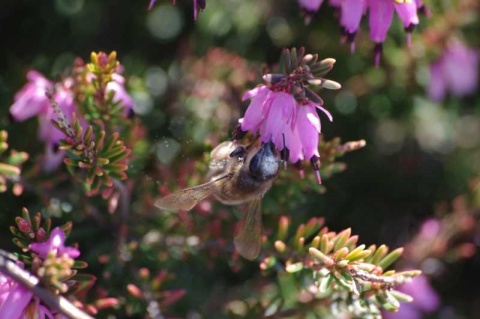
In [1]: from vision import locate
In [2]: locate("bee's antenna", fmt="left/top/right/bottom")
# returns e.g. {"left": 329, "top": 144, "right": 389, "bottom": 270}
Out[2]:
{"left": 281, "top": 133, "right": 289, "bottom": 170}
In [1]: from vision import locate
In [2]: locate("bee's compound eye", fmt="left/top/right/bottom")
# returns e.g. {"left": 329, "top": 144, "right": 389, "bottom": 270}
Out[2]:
{"left": 229, "top": 146, "right": 246, "bottom": 158}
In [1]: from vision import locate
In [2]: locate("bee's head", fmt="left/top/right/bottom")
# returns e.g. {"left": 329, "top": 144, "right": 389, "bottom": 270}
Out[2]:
{"left": 247, "top": 141, "right": 279, "bottom": 181}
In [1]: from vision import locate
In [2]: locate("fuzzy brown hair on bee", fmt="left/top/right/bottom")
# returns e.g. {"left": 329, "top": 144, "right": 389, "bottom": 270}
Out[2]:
{"left": 155, "top": 138, "right": 280, "bottom": 260}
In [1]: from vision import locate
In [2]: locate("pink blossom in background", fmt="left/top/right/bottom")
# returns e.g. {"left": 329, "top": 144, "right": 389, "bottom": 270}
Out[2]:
{"left": 9, "top": 71, "right": 53, "bottom": 122}
{"left": 31, "top": 227, "right": 80, "bottom": 259}
{"left": 9, "top": 71, "right": 76, "bottom": 172}
{"left": 384, "top": 275, "right": 439, "bottom": 319}
{"left": 107, "top": 73, "right": 135, "bottom": 115}
{"left": 148, "top": 0, "right": 206, "bottom": 20}
{"left": 428, "top": 42, "right": 479, "bottom": 102}
{"left": 297, "top": 0, "right": 428, "bottom": 63}
{"left": 298, "top": 0, "right": 324, "bottom": 13}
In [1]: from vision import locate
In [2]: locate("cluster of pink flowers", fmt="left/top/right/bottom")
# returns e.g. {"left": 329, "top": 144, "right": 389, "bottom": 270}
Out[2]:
{"left": 241, "top": 86, "right": 333, "bottom": 184}
{"left": 298, "top": 0, "right": 427, "bottom": 65}
{"left": 148, "top": 0, "right": 206, "bottom": 20}
{"left": 384, "top": 275, "right": 439, "bottom": 319}
{"left": 9, "top": 69, "right": 133, "bottom": 172}
{"left": 0, "top": 228, "right": 79, "bottom": 319}
{"left": 428, "top": 41, "right": 479, "bottom": 102}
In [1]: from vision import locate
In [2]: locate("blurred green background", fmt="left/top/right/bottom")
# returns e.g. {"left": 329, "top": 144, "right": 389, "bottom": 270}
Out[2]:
{"left": 1, "top": 0, "right": 479, "bottom": 318}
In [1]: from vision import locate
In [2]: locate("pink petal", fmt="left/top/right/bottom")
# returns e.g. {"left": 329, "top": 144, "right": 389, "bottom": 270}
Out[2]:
{"left": 340, "top": 0, "right": 366, "bottom": 34}
{"left": 298, "top": 0, "right": 324, "bottom": 12}
{"left": 394, "top": 1, "right": 419, "bottom": 28}
{"left": 241, "top": 87, "right": 272, "bottom": 133}
{"left": 0, "top": 284, "right": 32, "bottom": 319}
{"left": 285, "top": 125, "right": 304, "bottom": 163}
{"left": 297, "top": 104, "right": 320, "bottom": 159}
{"left": 242, "top": 85, "right": 268, "bottom": 101}
{"left": 427, "top": 60, "right": 446, "bottom": 102}
{"left": 368, "top": 0, "right": 394, "bottom": 43}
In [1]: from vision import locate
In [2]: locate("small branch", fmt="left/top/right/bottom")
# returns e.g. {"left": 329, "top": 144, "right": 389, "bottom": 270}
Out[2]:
{"left": 0, "top": 250, "right": 94, "bottom": 319}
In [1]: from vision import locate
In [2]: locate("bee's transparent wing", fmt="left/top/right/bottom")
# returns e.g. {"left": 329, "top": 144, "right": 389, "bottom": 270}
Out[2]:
{"left": 155, "top": 175, "right": 231, "bottom": 211}
{"left": 234, "top": 197, "right": 263, "bottom": 260}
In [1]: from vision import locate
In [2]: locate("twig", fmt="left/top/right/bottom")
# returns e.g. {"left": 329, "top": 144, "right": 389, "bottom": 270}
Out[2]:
{"left": 0, "top": 250, "right": 94, "bottom": 319}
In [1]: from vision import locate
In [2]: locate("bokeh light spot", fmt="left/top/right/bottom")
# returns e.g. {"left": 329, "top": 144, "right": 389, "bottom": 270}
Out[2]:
{"left": 147, "top": 5, "right": 183, "bottom": 42}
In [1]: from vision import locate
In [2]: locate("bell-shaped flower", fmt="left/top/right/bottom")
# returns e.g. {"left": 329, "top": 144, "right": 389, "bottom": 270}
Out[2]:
{"left": 0, "top": 263, "right": 37, "bottom": 319}
{"left": 340, "top": 0, "right": 367, "bottom": 52}
{"left": 9, "top": 71, "right": 53, "bottom": 122}
{"left": 298, "top": 0, "right": 324, "bottom": 13}
{"left": 394, "top": 1, "right": 419, "bottom": 46}
{"left": 240, "top": 85, "right": 272, "bottom": 134}
{"left": 368, "top": 0, "right": 394, "bottom": 66}
{"left": 30, "top": 227, "right": 80, "bottom": 259}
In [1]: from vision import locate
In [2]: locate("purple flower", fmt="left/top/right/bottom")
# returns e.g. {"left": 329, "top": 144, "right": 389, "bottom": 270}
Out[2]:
{"left": 368, "top": 0, "right": 394, "bottom": 66}
{"left": 0, "top": 271, "right": 33, "bottom": 319}
{"left": 394, "top": 1, "right": 419, "bottom": 46}
{"left": 9, "top": 71, "right": 53, "bottom": 122}
{"left": 340, "top": 0, "right": 367, "bottom": 53}
{"left": 149, "top": 0, "right": 206, "bottom": 20}
{"left": 30, "top": 227, "right": 80, "bottom": 259}
{"left": 10, "top": 71, "right": 77, "bottom": 172}
{"left": 384, "top": 275, "right": 439, "bottom": 319}
{"left": 240, "top": 86, "right": 333, "bottom": 183}
{"left": 298, "top": 0, "right": 324, "bottom": 13}
{"left": 107, "top": 73, "right": 135, "bottom": 115}
{"left": 428, "top": 41, "right": 479, "bottom": 102}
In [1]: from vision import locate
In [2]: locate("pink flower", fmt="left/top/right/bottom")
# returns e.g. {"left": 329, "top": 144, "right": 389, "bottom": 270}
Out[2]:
{"left": 10, "top": 71, "right": 77, "bottom": 172}
{"left": 0, "top": 271, "right": 33, "bottom": 319}
{"left": 298, "top": 0, "right": 324, "bottom": 13}
{"left": 394, "top": 1, "right": 419, "bottom": 46}
{"left": 384, "top": 275, "right": 439, "bottom": 319}
{"left": 368, "top": 0, "right": 394, "bottom": 66}
{"left": 241, "top": 86, "right": 333, "bottom": 182}
{"left": 340, "top": 0, "right": 367, "bottom": 52}
{"left": 30, "top": 227, "right": 80, "bottom": 259}
{"left": 9, "top": 71, "right": 53, "bottom": 122}
{"left": 428, "top": 42, "right": 479, "bottom": 102}
{"left": 107, "top": 74, "right": 135, "bottom": 116}
{"left": 148, "top": 0, "right": 206, "bottom": 20}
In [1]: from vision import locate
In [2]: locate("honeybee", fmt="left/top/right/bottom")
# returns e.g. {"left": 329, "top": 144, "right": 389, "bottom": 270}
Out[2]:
{"left": 155, "top": 138, "right": 280, "bottom": 260}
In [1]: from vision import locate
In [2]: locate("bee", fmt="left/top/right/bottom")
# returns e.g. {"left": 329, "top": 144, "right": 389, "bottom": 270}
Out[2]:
{"left": 155, "top": 138, "right": 280, "bottom": 260}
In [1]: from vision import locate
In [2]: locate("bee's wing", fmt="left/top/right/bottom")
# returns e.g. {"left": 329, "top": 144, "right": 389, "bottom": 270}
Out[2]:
{"left": 234, "top": 197, "right": 263, "bottom": 260}
{"left": 155, "top": 174, "right": 231, "bottom": 211}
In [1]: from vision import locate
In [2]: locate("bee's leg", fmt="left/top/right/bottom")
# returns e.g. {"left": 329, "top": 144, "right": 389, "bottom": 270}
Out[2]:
{"left": 310, "top": 155, "right": 322, "bottom": 184}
